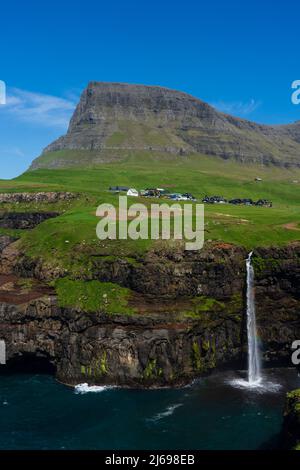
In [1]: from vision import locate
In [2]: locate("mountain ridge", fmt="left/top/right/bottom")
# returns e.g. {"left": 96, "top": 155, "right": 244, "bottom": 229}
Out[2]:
{"left": 30, "top": 82, "right": 300, "bottom": 170}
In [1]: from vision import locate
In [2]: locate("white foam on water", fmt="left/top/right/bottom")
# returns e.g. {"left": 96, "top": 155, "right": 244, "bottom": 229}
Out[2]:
{"left": 228, "top": 377, "right": 282, "bottom": 394}
{"left": 74, "top": 383, "right": 114, "bottom": 394}
{"left": 149, "top": 403, "right": 183, "bottom": 422}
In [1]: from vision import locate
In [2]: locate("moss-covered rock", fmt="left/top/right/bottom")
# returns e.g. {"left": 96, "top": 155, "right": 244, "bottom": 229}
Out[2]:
{"left": 282, "top": 389, "right": 300, "bottom": 449}
{"left": 252, "top": 256, "right": 280, "bottom": 276}
{"left": 143, "top": 359, "right": 163, "bottom": 380}
{"left": 54, "top": 278, "right": 136, "bottom": 315}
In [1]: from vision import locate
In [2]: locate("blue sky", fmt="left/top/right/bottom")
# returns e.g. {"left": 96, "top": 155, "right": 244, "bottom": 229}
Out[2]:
{"left": 0, "top": 0, "right": 299, "bottom": 178}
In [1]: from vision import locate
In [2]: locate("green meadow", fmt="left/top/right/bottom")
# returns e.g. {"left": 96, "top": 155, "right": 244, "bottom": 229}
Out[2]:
{"left": 0, "top": 151, "right": 300, "bottom": 278}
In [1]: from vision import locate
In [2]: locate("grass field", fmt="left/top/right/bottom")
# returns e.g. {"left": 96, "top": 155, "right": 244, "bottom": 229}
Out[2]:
{"left": 0, "top": 151, "right": 300, "bottom": 278}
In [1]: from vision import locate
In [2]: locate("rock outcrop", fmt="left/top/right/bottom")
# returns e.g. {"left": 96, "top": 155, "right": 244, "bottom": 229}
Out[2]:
{"left": 0, "top": 212, "right": 59, "bottom": 230}
{"left": 0, "top": 192, "right": 76, "bottom": 204}
{"left": 0, "top": 237, "right": 299, "bottom": 387}
{"left": 30, "top": 82, "right": 300, "bottom": 169}
{"left": 0, "top": 283, "right": 242, "bottom": 387}
{"left": 282, "top": 389, "right": 300, "bottom": 449}
{"left": 0, "top": 235, "right": 17, "bottom": 253}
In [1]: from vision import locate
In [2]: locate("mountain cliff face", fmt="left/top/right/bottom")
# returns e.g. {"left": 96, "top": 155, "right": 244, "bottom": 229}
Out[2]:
{"left": 30, "top": 82, "right": 300, "bottom": 169}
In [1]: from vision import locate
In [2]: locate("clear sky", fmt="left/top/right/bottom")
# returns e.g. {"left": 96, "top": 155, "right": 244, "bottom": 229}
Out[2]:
{"left": 0, "top": 0, "right": 299, "bottom": 178}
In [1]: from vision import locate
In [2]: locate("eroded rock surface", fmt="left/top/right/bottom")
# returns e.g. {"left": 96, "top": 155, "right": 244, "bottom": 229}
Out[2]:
{"left": 282, "top": 389, "right": 300, "bottom": 449}
{"left": 0, "top": 240, "right": 299, "bottom": 387}
{"left": 0, "top": 192, "right": 76, "bottom": 204}
{"left": 0, "top": 212, "right": 59, "bottom": 230}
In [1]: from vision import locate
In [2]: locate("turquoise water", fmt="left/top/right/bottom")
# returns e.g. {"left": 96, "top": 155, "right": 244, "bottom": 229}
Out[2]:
{"left": 0, "top": 368, "right": 299, "bottom": 450}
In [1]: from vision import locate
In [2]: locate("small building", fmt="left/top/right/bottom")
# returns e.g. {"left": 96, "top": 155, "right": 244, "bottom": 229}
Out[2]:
{"left": 144, "top": 188, "right": 161, "bottom": 198}
{"left": 182, "top": 193, "right": 196, "bottom": 201}
{"left": 168, "top": 193, "right": 183, "bottom": 201}
{"left": 202, "top": 195, "right": 227, "bottom": 204}
{"left": 255, "top": 177, "right": 262, "bottom": 182}
{"left": 127, "top": 188, "right": 139, "bottom": 197}
{"left": 109, "top": 186, "right": 129, "bottom": 192}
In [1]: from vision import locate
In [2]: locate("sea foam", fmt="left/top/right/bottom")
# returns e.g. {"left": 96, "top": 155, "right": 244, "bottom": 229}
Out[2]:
{"left": 228, "top": 377, "right": 282, "bottom": 393}
{"left": 149, "top": 403, "right": 183, "bottom": 422}
{"left": 74, "top": 383, "right": 113, "bottom": 394}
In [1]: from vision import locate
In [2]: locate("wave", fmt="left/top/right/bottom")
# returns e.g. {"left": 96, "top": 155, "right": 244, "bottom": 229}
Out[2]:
{"left": 228, "top": 378, "right": 282, "bottom": 394}
{"left": 74, "top": 383, "right": 114, "bottom": 394}
{"left": 149, "top": 403, "right": 183, "bottom": 422}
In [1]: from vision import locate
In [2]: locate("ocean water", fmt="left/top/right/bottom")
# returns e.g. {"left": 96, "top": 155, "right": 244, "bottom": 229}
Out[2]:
{"left": 0, "top": 368, "right": 299, "bottom": 450}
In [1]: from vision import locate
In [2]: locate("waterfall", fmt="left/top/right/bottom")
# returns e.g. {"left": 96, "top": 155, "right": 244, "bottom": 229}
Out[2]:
{"left": 229, "top": 252, "right": 280, "bottom": 391}
{"left": 246, "top": 251, "right": 261, "bottom": 384}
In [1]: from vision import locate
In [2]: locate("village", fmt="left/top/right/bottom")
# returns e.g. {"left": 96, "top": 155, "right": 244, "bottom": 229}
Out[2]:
{"left": 109, "top": 186, "right": 273, "bottom": 207}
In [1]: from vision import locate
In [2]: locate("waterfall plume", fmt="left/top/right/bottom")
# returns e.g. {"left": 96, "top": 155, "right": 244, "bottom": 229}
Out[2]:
{"left": 246, "top": 251, "right": 261, "bottom": 384}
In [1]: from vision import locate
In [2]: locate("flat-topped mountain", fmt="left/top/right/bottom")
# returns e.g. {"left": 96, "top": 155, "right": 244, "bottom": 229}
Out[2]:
{"left": 30, "top": 82, "right": 300, "bottom": 169}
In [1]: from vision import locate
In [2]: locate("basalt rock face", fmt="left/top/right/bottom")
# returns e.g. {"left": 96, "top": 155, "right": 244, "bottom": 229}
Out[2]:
{"left": 0, "top": 291, "right": 243, "bottom": 387}
{"left": 0, "top": 192, "right": 76, "bottom": 204}
{"left": 0, "top": 193, "right": 74, "bottom": 230}
{"left": 30, "top": 82, "right": 300, "bottom": 169}
{"left": 0, "top": 239, "right": 299, "bottom": 387}
{"left": 253, "top": 243, "right": 300, "bottom": 364}
{"left": 0, "top": 235, "right": 16, "bottom": 253}
{"left": 0, "top": 212, "right": 59, "bottom": 230}
{"left": 282, "top": 389, "right": 300, "bottom": 449}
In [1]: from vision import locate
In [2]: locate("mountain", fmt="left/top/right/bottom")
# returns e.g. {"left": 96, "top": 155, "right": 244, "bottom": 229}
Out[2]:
{"left": 30, "top": 82, "right": 300, "bottom": 170}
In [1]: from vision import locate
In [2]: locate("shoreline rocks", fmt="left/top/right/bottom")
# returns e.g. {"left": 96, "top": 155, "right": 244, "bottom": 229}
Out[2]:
{"left": 0, "top": 242, "right": 299, "bottom": 387}
{"left": 282, "top": 389, "right": 300, "bottom": 449}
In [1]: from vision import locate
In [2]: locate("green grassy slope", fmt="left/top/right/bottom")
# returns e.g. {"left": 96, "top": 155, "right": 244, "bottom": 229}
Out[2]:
{"left": 0, "top": 152, "right": 300, "bottom": 280}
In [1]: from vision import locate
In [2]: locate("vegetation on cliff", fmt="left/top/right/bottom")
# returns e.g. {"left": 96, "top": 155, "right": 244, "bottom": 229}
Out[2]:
{"left": 0, "top": 151, "right": 299, "bottom": 313}
{"left": 1, "top": 153, "right": 300, "bottom": 260}
{"left": 1, "top": 84, "right": 300, "bottom": 320}
{"left": 283, "top": 389, "right": 300, "bottom": 450}
{"left": 54, "top": 278, "right": 136, "bottom": 315}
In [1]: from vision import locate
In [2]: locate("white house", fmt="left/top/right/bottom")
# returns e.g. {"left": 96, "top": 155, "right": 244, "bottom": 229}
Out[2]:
{"left": 127, "top": 188, "right": 139, "bottom": 197}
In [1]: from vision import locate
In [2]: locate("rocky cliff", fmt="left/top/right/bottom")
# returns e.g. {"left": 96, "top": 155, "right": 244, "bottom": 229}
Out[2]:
{"left": 30, "top": 82, "right": 300, "bottom": 169}
{"left": 0, "top": 212, "right": 59, "bottom": 230}
{"left": 0, "top": 192, "right": 76, "bottom": 204}
{"left": 282, "top": 389, "right": 300, "bottom": 449}
{"left": 0, "top": 234, "right": 299, "bottom": 387}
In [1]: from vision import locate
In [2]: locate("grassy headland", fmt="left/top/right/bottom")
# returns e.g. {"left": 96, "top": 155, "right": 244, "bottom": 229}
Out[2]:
{"left": 0, "top": 151, "right": 300, "bottom": 306}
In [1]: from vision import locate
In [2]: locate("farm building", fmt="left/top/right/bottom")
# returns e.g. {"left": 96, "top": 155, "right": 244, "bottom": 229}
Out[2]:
{"left": 127, "top": 188, "right": 139, "bottom": 197}
{"left": 109, "top": 186, "right": 129, "bottom": 192}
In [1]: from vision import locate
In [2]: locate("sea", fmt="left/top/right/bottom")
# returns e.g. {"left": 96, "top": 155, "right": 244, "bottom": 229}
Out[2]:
{"left": 0, "top": 368, "right": 299, "bottom": 450}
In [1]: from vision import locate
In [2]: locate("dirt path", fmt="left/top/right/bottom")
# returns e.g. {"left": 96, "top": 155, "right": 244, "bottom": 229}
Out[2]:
{"left": 282, "top": 222, "right": 300, "bottom": 231}
{"left": 0, "top": 274, "right": 53, "bottom": 305}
